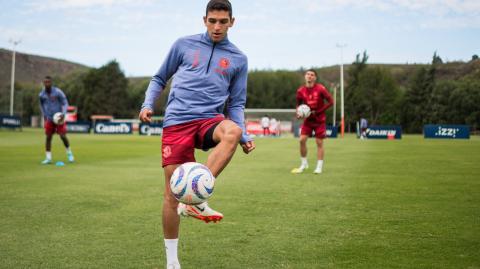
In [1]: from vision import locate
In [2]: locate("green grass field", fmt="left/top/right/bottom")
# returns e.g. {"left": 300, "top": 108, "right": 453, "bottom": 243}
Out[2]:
{"left": 1, "top": 128, "right": 479, "bottom": 269}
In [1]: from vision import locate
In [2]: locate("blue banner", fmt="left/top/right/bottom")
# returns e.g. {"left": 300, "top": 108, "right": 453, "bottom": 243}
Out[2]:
{"left": 66, "top": 122, "right": 91, "bottom": 133}
{"left": 139, "top": 123, "right": 163, "bottom": 136}
{"left": 94, "top": 122, "right": 132, "bottom": 134}
{"left": 365, "top": 125, "right": 402, "bottom": 139}
{"left": 0, "top": 114, "right": 21, "bottom": 128}
{"left": 326, "top": 125, "right": 338, "bottom": 138}
{"left": 424, "top": 124, "right": 470, "bottom": 139}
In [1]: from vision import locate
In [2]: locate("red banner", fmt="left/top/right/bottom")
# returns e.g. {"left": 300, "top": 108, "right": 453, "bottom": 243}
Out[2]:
{"left": 246, "top": 121, "right": 280, "bottom": 136}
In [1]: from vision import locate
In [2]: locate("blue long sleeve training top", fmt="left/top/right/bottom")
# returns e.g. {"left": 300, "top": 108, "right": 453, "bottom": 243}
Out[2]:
{"left": 39, "top": 87, "right": 68, "bottom": 120}
{"left": 141, "top": 32, "right": 251, "bottom": 143}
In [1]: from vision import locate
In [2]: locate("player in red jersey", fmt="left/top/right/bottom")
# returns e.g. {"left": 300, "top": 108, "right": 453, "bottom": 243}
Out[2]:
{"left": 291, "top": 69, "right": 333, "bottom": 174}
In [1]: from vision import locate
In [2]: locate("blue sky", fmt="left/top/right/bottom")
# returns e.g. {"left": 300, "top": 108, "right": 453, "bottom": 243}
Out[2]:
{"left": 0, "top": 0, "right": 479, "bottom": 76}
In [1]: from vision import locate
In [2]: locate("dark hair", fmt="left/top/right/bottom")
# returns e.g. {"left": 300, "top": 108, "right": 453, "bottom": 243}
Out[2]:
{"left": 206, "top": 0, "right": 232, "bottom": 18}
{"left": 44, "top": 76, "right": 52, "bottom": 80}
{"left": 305, "top": 69, "right": 318, "bottom": 77}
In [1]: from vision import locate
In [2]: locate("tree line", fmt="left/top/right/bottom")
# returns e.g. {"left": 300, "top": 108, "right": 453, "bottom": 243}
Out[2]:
{"left": 4, "top": 53, "right": 479, "bottom": 133}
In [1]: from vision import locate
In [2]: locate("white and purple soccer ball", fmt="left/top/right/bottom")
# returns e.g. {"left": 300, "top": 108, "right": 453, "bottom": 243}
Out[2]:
{"left": 170, "top": 162, "right": 215, "bottom": 205}
{"left": 53, "top": 112, "right": 65, "bottom": 125}
{"left": 296, "top": 104, "right": 311, "bottom": 118}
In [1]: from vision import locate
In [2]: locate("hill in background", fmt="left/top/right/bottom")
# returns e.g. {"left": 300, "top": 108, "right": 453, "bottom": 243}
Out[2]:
{"left": 2, "top": 47, "right": 477, "bottom": 92}
{"left": 0, "top": 48, "right": 89, "bottom": 90}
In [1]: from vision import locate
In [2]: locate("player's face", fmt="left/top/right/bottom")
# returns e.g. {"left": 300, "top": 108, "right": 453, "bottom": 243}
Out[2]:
{"left": 204, "top": 10, "right": 234, "bottom": 43}
{"left": 304, "top": 71, "right": 317, "bottom": 84}
{"left": 43, "top": 79, "right": 52, "bottom": 89}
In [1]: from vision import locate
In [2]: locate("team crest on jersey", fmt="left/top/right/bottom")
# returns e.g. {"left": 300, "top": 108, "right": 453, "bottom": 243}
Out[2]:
{"left": 219, "top": 58, "right": 230, "bottom": 69}
{"left": 163, "top": 146, "right": 172, "bottom": 158}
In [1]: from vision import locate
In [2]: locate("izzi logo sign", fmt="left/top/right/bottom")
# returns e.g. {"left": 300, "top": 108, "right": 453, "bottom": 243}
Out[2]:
{"left": 94, "top": 122, "right": 132, "bottom": 134}
{"left": 436, "top": 127, "right": 460, "bottom": 138}
{"left": 424, "top": 125, "right": 470, "bottom": 139}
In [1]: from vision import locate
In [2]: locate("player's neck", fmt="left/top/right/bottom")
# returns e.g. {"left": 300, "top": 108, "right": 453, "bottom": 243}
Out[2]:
{"left": 305, "top": 82, "right": 315, "bottom": 88}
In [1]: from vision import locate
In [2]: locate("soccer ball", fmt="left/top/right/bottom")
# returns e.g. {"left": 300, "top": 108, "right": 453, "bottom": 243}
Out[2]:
{"left": 53, "top": 112, "right": 65, "bottom": 125}
{"left": 170, "top": 162, "right": 215, "bottom": 205}
{"left": 296, "top": 104, "right": 311, "bottom": 118}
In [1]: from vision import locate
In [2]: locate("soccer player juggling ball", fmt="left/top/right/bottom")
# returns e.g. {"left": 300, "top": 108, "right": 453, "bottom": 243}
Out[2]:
{"left": 39, "top": 76, "right": 74, "bottom": 164}
{"left": 138, "top": 1, "right": 255, "bottom": 268}
{"left": 291, "top": 69, "right": 333, "bottom": 174}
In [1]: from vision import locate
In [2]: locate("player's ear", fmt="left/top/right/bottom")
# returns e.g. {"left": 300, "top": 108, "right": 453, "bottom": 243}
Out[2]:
{"left": 203, "top": 16, "right": 207, "bottom": 26}
{"left": 230, "top": 17, "right": 235, "bottom": 27}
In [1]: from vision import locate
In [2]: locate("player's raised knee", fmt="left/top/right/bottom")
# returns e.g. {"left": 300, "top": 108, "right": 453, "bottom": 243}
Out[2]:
{"left": 225, "top": 124, "right": 242, "bottom": 143}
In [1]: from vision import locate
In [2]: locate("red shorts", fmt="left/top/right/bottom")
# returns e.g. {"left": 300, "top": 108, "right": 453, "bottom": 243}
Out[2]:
{"left": 161, "top": 115, "right": 224, "bottom": 167}
{"left": 301, "top": 121, "right": 326, "bottom": 139}
{"left": 44, "top": 119, "right": 67, "bottom": 136}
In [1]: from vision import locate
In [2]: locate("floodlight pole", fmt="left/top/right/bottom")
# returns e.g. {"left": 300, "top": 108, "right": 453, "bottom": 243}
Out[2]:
{"left": 9, "top": 39, "right": 21, "bottom": 116}
{"left": 332, "top": 84, "right": 337, "bottom": 126}
{"left": 336, "top": 43, "right": 347, "bottom": 138}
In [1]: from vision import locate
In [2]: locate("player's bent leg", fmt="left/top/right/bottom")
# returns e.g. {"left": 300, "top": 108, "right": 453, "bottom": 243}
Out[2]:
{"left": 60, "top": 134, "right": 74, "bottom": 162}
{"left": 178, "top": 202, "right": 223, "bottom": 223}
{"left": 179, "top": 120, "right": 240, "bottom": 223}
{"left": 205, "top": 120, "right": 242, "bottom": 177}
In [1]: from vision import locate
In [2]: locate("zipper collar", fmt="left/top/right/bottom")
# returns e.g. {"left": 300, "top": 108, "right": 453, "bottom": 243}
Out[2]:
{"left": 202, "top": 31, "right": 229, "bottom": 46}
{"left": 43, "top": 87, "right": 56, "bottom": 95}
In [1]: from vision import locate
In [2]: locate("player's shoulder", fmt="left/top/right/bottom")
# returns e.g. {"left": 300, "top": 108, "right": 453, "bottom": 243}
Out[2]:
{"left": 172, "top": 34, "right": 202, "bottom": 49}
{"left": 315, "top": 83, "right": 329, "bottom": 93}
{"left": 53, "top": 86, "right": 65, "bottom": 94}
{"left": 178, "top": 33, "right": 202, "bottom": 43}
{"left": 224, "top": 41, "right": 247, "bottom": 64}
{"left": 227, "top": 42, "right": 246, "bottom": 57}
{"left": 315, "top": 83, "right": 327, "bottom": 90}
{"left": 296, "top": 85, "right": 306, "bottom": 92}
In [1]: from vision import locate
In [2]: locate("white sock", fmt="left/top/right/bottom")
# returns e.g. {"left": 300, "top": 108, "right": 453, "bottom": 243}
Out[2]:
{"left": 316, "top": 160, "right": 324, "bottom": 170}
{"left": 164, "top": 238, "right": 179, "bottom": 265}
{"left": 66, "top": 147, "right": 72, "bottom": 154}
{"left": 301, "top": 157, "right": 308, "bottom": 166}
{"left": 46, "top": 151, "right": 52, "bottom": 160}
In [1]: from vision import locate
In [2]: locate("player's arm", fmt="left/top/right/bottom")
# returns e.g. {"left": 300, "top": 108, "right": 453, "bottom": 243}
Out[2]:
{"left": 39, "top": 93, "right": 47, "bottom": 120}
{"left": 295, "top": 89, "right": 305, "bottom": 119}
{"left": 139, "top": 39, "right": 183, "bottom": 123}
{"left": 227, "top": 60, "right": 255, "bottom": 154}
{"left": 59, "top": 89, "right": 69, "bottom": 114}
{"left": 56, "top": 89, "right": 69, "bottom": 122}
{"left": 317, "top": 87, "right": 334, "bottom": 114}
{"left": 296, "top": 89, "right": 304, "bottom": 108}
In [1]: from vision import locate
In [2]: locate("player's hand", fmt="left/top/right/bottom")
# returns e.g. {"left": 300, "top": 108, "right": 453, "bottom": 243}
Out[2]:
{"left": 139, "top": 109, "right": 153, "bottom": 123}
{"left": 241, "top": 141, "right": 255, "bottom": 154}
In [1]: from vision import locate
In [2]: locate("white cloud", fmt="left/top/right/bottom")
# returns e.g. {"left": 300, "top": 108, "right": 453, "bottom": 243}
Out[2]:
{"left": 392, "top": 0, "right": 480, "bottom": 15}
{"left": 286, "top": 0, "right": 480, "bottom": 16}
{"left": 26, "top": 0, "right": 153, "bottom": 11}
